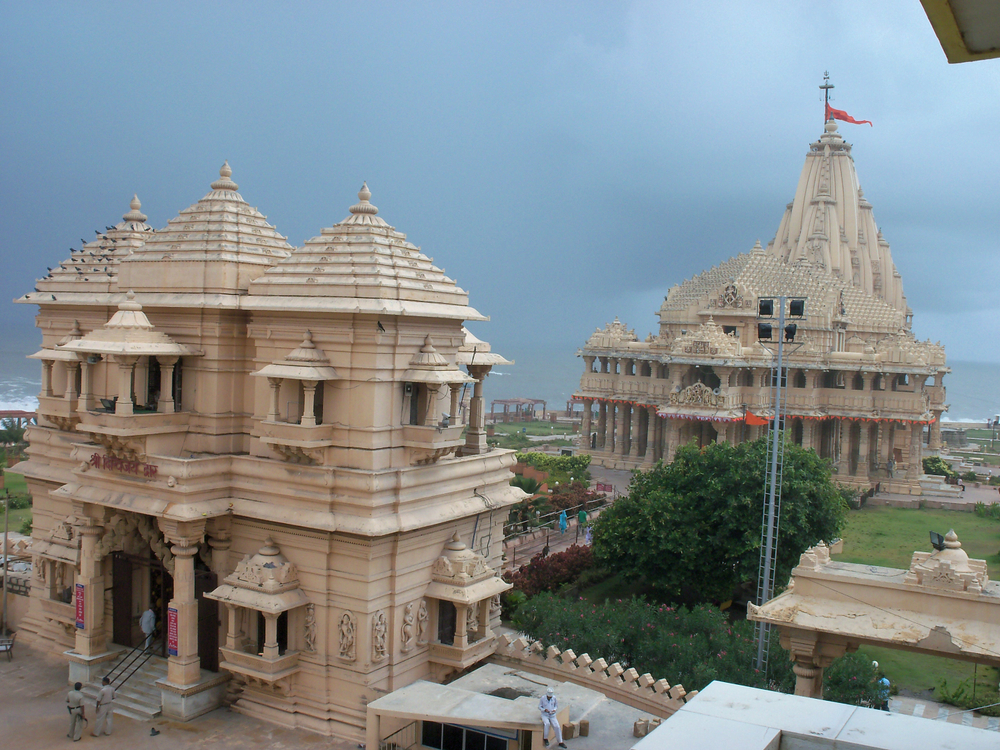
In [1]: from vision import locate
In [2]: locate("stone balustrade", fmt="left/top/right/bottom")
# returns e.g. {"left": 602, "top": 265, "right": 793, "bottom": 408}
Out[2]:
{"left": 490, "top": 633, "right": 694, "bottom": 718}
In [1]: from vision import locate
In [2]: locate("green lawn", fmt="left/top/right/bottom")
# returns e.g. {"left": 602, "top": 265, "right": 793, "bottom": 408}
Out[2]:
{"left": 833, "top": 506, "right": 1000, "bottom": 699}
{"left": 2, "top": 470, "right": 28, "bottom": 496}
{"left": 834, "top": 505, "right": 1000, "bottom": 569}
{"left": 491, "top": 420, "right": 575, "bottom": 437}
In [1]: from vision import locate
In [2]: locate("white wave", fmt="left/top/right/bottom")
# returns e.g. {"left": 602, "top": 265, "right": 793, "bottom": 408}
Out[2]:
{"left": 0, "top": 395, "right": 38, "bottom": 412}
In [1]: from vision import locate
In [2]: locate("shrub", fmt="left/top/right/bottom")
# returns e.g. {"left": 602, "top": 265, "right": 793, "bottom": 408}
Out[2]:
{"left": 923, "top": 456, "right": 957, "bottom": 479}
{"left": 989, "top": 476, "right": 1000, "bottom": 487}
{"left": 515, "top": 453, "right": 591, "bottom": 484}
{"left": 18, "top": 516, "right": 32, "bottom": 535}
{"left": 973, "top": 502, "right": 1000, "bottom": 520}
{"left": 510, "top": 594, "right": 879, "bottom": 705}
{"left": 506, "top": 545, "right": 594, "bottom": 598}
{"left": 960, "top": 470, "right": 978, "bottom": 482}
{"left": 937, "top": 677, "right": 1000, "bottom": 717}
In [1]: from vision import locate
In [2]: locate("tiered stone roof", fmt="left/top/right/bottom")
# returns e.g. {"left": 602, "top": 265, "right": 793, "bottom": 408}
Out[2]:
{"left": 26, "top": 196, "right": 153, "bottom": 300}
{"left": 117, "top": 162, "right": 293, "bottom": 294}
{"left": 247, "top": 184, "right": 484, "bottom": 320}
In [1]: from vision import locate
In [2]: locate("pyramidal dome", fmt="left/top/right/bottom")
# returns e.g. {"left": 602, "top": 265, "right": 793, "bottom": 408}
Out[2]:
{"left": 118, "top": 162, "right": 293, "bottom": 294}
{"left": 247, "top": 183, "right": 484, "bottom": 320}
{"left": 766, "top": 120, "right": 906, "bottom": 311}
{"left": 23, "top": 195, "right": 154, "bottom": 302}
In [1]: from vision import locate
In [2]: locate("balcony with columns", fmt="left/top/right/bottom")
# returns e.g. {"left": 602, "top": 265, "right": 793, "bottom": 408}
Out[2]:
{"left": 251, "top": 331, "right": 340, "bottom": 465}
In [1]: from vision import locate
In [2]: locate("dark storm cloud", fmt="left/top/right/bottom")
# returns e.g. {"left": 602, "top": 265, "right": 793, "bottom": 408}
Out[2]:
{"left": 1, "top": 1, "right": 997, "bottom": 361}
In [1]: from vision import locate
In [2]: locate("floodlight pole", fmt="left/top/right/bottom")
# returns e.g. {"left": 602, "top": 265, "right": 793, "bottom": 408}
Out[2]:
{"left": 755, "top": 297, "right": 787, "bottom": 673}
{"left": 2, "top": 490, "right": 8, "bottom": 637}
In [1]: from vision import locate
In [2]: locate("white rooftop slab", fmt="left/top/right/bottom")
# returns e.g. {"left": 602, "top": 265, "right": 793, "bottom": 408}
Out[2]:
{"left": 633, "top": 681, "right": 998, "bottom": 750}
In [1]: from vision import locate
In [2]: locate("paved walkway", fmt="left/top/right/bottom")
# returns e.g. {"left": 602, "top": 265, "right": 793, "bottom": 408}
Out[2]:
{"left": 890, "top": 695, "right": 1000, "bottom": 732}
{"left": 0, "top": 643, "right": 356, "bottom": 750}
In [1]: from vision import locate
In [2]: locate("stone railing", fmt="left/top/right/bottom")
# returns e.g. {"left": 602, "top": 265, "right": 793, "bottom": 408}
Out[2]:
{"left": 490, "top": 634, "right": 694, "bottom": 718}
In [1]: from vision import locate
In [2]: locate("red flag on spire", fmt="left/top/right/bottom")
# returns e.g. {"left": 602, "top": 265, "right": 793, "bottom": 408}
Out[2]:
{"left": 825, "top": 103, "right": 872, "bottom": 127}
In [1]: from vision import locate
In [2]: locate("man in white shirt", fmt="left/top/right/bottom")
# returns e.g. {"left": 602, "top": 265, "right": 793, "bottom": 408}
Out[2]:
{"left": 92, "top": 676, "right": 116, "bottom": 736}
{"left": 538, "top": 687, "right": 567, "bottom": 748}
{"left": 140, "top": 606, "right": 156, "bottom": 649}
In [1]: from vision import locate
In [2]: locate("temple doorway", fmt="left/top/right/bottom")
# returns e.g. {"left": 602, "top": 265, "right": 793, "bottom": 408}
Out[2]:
{"left": 111, "top": 551, "right": 219, "bottom": 670}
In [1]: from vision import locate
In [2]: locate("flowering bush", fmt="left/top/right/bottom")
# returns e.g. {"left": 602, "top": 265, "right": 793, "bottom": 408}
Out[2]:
{"left": 506, "top": 545, "right": 594, "bottom": 598}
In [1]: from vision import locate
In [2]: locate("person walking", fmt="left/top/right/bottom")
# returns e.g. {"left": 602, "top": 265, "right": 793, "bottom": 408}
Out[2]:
{"left": 66, "top": 681, "right": 86, "bottom": 742}
{"left": 91, "top": 676, "right": 115, "bottom": 737}
{"left": 538, "top": 687, "right": 567, "bottom": 748}
{"left": 140, "top": 605, "right": 156, "bottom": 649}
{"left": 558, "top": 510, "right": 568, "bottom": 535}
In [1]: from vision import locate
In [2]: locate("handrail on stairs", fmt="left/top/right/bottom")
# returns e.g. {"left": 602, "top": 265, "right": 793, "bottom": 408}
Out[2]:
{"left": 104, "top": 633, "right": 163, "bottom": 688}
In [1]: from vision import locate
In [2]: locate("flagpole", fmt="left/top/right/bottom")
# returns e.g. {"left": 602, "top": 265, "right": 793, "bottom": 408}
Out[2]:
{"left": 820, "top": 71, "right": 834, "bottom": 123}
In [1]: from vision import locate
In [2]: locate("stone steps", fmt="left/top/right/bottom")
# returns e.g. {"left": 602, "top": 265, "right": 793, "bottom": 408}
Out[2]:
{"left": 81, "top": 654, "right": 167, "bottom": 721}
{"left": 918, "top": 474, "right": 963, "bottom": 497}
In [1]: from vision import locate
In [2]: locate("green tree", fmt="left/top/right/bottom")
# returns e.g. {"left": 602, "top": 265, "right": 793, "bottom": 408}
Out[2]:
{"left": 592, "top": 439, "right": 846, "bottom": 604}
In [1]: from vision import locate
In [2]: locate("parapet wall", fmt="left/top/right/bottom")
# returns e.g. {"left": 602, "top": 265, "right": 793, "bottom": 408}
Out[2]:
{"left": 489, "top": 634, "right": 694, "bottom": 718}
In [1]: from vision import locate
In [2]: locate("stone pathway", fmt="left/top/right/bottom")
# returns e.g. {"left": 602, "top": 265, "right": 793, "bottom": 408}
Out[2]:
{"left": 890, "top": 695, "right": 1000, "bottom": 732}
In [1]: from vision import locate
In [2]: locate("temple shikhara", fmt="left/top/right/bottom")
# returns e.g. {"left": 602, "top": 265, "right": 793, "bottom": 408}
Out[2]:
{"left": 13, "top": 169, "right": 520, "bottom": 738}
{"left": 575, "top": 120, "right": 948, "bottom": 495}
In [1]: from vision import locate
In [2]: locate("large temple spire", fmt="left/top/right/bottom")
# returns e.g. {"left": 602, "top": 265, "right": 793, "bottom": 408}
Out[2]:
{"left": 765, "top": 119, "right": 906, "bottom": 311}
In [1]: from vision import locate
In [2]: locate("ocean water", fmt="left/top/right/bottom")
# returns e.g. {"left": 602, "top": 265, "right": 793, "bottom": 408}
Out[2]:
{"left": 1, "top": 341, "right": 996, "bottom": 423}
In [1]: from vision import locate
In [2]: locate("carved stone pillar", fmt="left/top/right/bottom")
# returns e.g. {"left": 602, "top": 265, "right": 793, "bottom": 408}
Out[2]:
{"left": 301, "top": 379, "right": 318, "bottom": 427}
{"left": 856, "top": 423, "right": 871, "bottom": 478}
{"left": 628, "top": 405, "right": 640, "bottom": 457}
{"left": 208, "top": 529, "right": 231, "bottom": 648}
{"left": 582, "top": 355, "right": 595, "bottom": 374}
{"left": 262, "top": 612, "right": 280, "bottom": 660}
{"left": 665, "top": 420, "right": 681, "bottom": 463}
{"left": 423, "top": 384, "right": 441, "bottom": 426}
{"left": 449, "top": 383, "right": 462, "bottom": 426}
{"left": 597, "top": 402, "right": 607, "bottom": 450}
{"left": 267, "top": 377, "right": 281, "bottom": 422}
{"left": 113, "top": 355, "right": 138, "bottom": 416}
{"left": 716, "top": 423, "right": 728, "bottom": 444}
{"left": 77, "top": 360, "right": 93, "bottom": 413}
{"left": 74, "top": 522, "right": 107, "bottom": 657}
{"left": 836, "top": 420, "right": 850, "bottom": 475}
{"left": 580, "top": 399, "right": 593, "bottom": 450}
{"left": 159, "top": 519, "right": 206, "bottom": 689}
{"left": 905, "top": 422, "right": 923, "bottom": 480}
{"left": 157, "top": 356, "right": 178, "bottom": 413}
{"left": 464, "top": 365, "right": 491, "bottom": 455}
{"left": 929, "top": 410, "right": 943, "bottom": 451}
{"left": 643, "top": 407, "right": 657, "bottom": 465}
{"left": 41, "top": 360, "right": 54, "bottom": 397}
{"left": 615, "top": 404, "right": 627, "bottom": 456}
{"left": 64, "top": 360, "right": 80, "bottom": 404}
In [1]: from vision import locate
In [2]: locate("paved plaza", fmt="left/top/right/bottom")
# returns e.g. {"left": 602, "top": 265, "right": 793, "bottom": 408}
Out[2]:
{"left": 0, "top": 644, "right": 356, "bottom": 750}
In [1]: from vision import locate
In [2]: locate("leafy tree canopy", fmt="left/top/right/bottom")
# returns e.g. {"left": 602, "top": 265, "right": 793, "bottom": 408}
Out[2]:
{"left": 591, "top": 439, "right": 846, "bottom": 604}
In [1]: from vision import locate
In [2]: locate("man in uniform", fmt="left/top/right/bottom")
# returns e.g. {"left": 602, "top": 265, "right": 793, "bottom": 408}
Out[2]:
{"left": 66, "top": 681, "right": 86, "bottom": 741}
{"left": 538, "top": 687, "right": 567, "bottom": 748}
{"left": 92, "top": 676, "right": 116, "bottom": 736}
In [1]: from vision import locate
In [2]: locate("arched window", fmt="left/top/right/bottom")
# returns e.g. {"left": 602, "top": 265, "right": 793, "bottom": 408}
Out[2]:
{"left": 852, "top": 372, "right": 864, "bottom": 391}
{"left": 794, "top": 370, "right": 807, "bottom": 389}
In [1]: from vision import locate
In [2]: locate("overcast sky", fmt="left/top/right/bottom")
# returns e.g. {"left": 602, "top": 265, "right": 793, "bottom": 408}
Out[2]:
{"left": 2, "top": 1, "right": 997, "bottom": 365}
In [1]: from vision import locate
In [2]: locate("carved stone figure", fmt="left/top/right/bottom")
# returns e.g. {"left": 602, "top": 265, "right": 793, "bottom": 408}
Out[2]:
{"left": 416, "top": 599, "right": 429, "bottom": 644}
{"left": 338, "top": 611, "right": 356, "bottom": 661}
{"left": 466, "top": 604, "right": 479, "bottom": 634}
{"left": 400, "top": 603, "right": 415, "bottom": 653}
{"left": 372, "top": 610, "right": 388, "bottom": 662}
{"left": 304, "top": 603, "right": 316, "bottom": 653}
{"left": 489, "top": 593, "right": 501, "bottom": 619}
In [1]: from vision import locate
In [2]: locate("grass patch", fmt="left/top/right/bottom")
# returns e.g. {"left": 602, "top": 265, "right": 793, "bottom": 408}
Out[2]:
{"left": 491, "top": 420, "right": 575, "bottom": 437}
{"left": 834, "top": 505, "right": 1000, "bottom": 569}
{"left": 6, "top": 507, "right": 31, "bottom": 531}
{"left": 857, "top": 645, "right": 999, "bottom": 699}
{"left": 1, "top": 470, "right": 28, "bottom": 496}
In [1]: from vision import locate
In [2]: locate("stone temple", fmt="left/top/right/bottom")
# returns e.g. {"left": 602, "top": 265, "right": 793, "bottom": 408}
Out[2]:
{"left": 12, "top": 169, "right": 519, "bottom": 740}
{"left": 574, "top": 120, "right": 947, "bottom": 495}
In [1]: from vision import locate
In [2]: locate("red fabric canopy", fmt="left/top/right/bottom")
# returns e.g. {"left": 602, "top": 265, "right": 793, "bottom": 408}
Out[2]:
{"left": 745, "top": 411, "right": 771, "bottom": 426}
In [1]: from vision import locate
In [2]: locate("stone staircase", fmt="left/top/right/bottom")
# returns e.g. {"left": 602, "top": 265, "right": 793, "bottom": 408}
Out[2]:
{"left": 919, "top": 474, "right": 963, "bottom": 498}
{"left": 81, "top": 654, "right": 166, "bottom": 721}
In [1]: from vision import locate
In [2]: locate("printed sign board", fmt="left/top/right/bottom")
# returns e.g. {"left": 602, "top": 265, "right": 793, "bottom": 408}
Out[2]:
{"left": 167, "top": 607, "right": 179, "bottom": 656}
{"left": 75, "top": 583, "right": 85, "bottom": 629}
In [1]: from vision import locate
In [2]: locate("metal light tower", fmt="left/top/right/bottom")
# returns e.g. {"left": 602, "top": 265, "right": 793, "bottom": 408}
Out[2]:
{"left": 753, "top": 296, "right": 805, "bottom": 674}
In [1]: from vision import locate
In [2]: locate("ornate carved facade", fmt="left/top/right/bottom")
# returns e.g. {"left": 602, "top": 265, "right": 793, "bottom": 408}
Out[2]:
{"left": 575, "top": 122, "right": 947, "bottom": 494}
{"left": 12, "top": 169, "right": 517, "bottom": 740}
